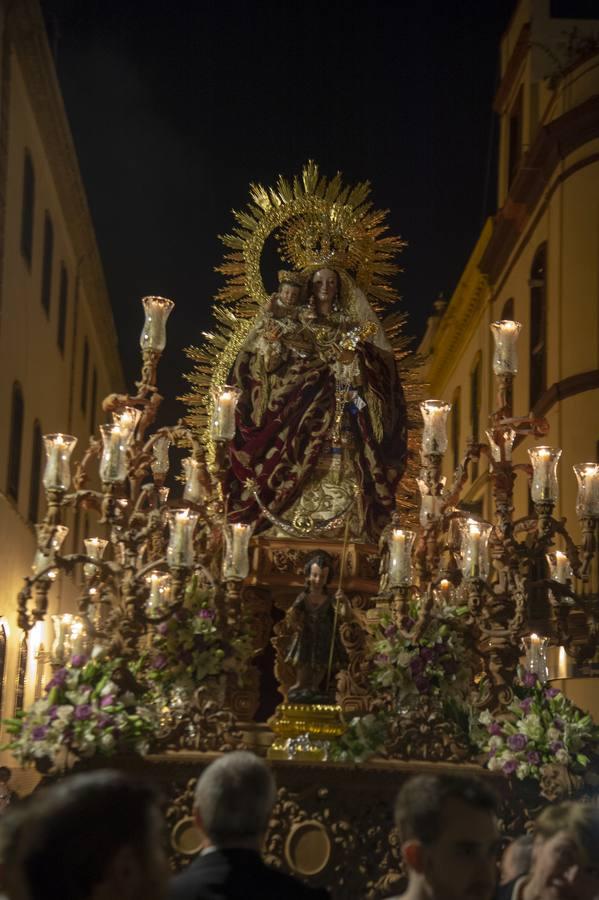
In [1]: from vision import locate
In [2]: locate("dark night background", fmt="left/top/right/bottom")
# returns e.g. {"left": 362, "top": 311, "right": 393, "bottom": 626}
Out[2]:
{"left": 40, "top": 0, "right": 518, "bottom": 415}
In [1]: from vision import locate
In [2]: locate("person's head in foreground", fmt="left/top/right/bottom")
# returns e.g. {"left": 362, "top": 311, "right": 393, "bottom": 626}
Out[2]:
{"left": 20, "top": 770, "right": 168, "bottom": 900}
{"left": 193, "top": 750, "right": 276, "bottom": 852}
{"left": 500, "top": 833, "right": 534, "bottom": 884}
{"left": 518, "top": 801, "right": 599, "bottom": 900}
{"left": 394, "top": 773, "right": 501, "bottom": 900}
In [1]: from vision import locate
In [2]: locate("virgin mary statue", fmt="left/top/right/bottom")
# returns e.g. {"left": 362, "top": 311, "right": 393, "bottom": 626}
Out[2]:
{"left": 185, "top": 163, "right": 413, "bottom": 542}
{"left": 226, "top": 264, "right": 407, "bottom": 540}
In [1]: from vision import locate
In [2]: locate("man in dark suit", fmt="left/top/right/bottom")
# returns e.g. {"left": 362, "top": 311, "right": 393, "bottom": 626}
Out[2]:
{"left": 168, "top": 751, "right": 329, "bottom": 900}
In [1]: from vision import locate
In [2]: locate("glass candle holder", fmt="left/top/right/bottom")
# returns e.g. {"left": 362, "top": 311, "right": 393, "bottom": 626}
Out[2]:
{"left": 529, "top": 446, "right": 561, "bottom": 504}
{"left": 485, "top": 428, "right": 516, "bottom": 463}
{"left": 83, "top": 537, "right": 108, "bottom": 579}
{"left": 157, "top": 486, "right": 170, "bottom": 506}
{"left": 51, "top": 613, "right": 73, "bottom": 664}
{"left": 151, "top": 435, "right": 171, "bottom": 479}
{"left": 386, "top": 528, "right": 415, "bottom": 587}
{"left": 70, "top": 616, "right": 88, "bottom": 657}
{"left": 42, "top": 433, "right": 77, "bottom": 492}
{"left": 546, "top": 550, "right": 572, "bottom": 585}
{"left": 182, "top": 457, "right": 203, "bottom": 504}
{"left": 211, "top": 386, "right": 241, "bottom": 442}
{"left": 460, "top": 518, "right": 492, "bottom": 580}
{"left": 417, "top": 477, "right": 445, "bottom": 527}
{"left": 167, "top": 509, "right": 198, "bottom": 568}
{"left": 573, "top": 463, "right": 599, "bottom": 518}
{"left": 490, "top": 320, "right": 522, "bottom": 375}
{"left": 420, "top": 400, "right": 451, "bottom": 455}
{"left": 139, "top": 296, "right": 174, "bottom": 353}
{"left": 145, "top": 571, "right": 172, "bottom": 615}
{"left": 521, "top": 633, "right": 549, "bottom": 682}
{"left": 99, "top": 424, "right": 129, "bottom": 484}
{"left": 223, "top": 522, "right": 254, "bottom": 580}
{"left": 112, "top": 407, "right": 141, "bottom": 442}
{"left": 32, "top": 524, "right": 69, "bottom": 579}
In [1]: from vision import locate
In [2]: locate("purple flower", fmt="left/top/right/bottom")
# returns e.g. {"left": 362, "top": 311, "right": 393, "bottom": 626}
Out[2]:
{"left": 488, "top": 722, "right": 503, "bottom": 736}
{"left": 545, "top": 687, "right": 559, "bottom": 699}
{"left": 420, "top": 647, "right": 434, "bottom": 663}
{"left": 32, "top": 725, "right": 48, "bottom": 740}
{"left": 375, "top": 654, "right": 390, "bottom": 666}
{"left": 553, "top": 716, "right": 565, "bottom": 732}
{"left": 502, "top": 759, "right": 518, "bottom": 775}
{"left": 45, "top": 668, "right": 68, "bottom": 690}
{"left": 519, "top": 698, "right": 533, "bottom": 714}
{"left": 402, "top": 616, "right": 415, "bottom": 631}
{"left": 152, "top": 654, "right": 168, "bottom": 671}
{"left": 71, "top": 654, "right": 87, "bottom": 668}
{"left": 522, "top": 671, "right": 538, "bottom": 688}
{"left": 100, "top": 695, "right": 115, "bottom": 708}
{"left": 48, "top": 705, "right": 58, "bottom": 722}
{"left": 74, "top": 704, "right": 92, "bottom": 720}
{"left": 414, "top": 674, "right": 431, "bottom": 692}
{"left": 409, "top": 656, "right": 424, "bottom": 675}
{"left": 199, "top": 609, "right": 215, "bottom": 620}
{"left": 97, "top": 714, "right": 114, "bottom": 728}
{"left": 157, "top": 622, "right": 169, "bottom": 636}
{"left": 527, "top": 751, "right": 541, "bottom": 765}
{"left": 507, "top": 733, "right": 528, "bottom": 752}
{"left": 550, "top": 740, "right": 564, "bottom": 753}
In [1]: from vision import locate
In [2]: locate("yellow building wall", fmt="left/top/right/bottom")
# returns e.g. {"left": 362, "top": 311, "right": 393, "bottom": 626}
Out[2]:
{"left": 419, "top": 3, "right": 599, "bottom": 719}
{"left": 0, "top": 2, "right": 124, "bottom": 780}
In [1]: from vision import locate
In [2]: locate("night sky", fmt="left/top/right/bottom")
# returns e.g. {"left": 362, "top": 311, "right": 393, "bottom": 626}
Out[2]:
{"left": 40, "top": 0, "right": 516, "bottom": 417}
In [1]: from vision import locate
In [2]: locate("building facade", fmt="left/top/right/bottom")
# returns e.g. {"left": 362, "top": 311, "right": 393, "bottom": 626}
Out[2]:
{"left": 0, "top": 0, "right": 124, "bottom": 769}
{"left": 419, "top": 0, "right": 599, "bottom": 707}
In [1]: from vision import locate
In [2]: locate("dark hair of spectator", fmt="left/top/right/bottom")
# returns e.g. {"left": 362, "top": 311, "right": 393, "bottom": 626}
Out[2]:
{"left": 394, "top": 774, "right": 499, "bottom": 844}
{"left": 21, "top": 771, "right": 160, "bottom": 900}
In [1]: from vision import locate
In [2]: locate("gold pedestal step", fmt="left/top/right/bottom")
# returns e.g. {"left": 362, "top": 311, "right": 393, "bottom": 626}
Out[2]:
{"left": 267, "top": 703, "right": 345, "bottom": 761}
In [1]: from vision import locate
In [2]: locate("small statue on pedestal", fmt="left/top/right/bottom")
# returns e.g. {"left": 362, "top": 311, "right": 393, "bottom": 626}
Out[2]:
{"left": 284, "top": 551, "right": 349, "bottom": 704}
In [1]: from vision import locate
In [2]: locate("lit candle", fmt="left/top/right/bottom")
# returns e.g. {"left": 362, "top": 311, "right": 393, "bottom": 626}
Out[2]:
{"left": 167, "top": 509, "right": 198, "bottom": 569}
{"left": 99, "top": 424, "right": 128, "bottom": 483}
{"left": 83, "top": 537, "right": 108, "bottom": 579}
{"left": 112, "top": 407, "right": 141, "bottom": 443}
{"left": 42, "top": 433, "right": 77, "bottom": 492}
{"left": 211, "top": 386, "right": 241, "bottom": 442}
{"left": 573, "top": 463, "right": 599, "bottom": 518}
{"left": 223, "top": 522, "right": 254, "bottom": 580}
{"left": 182, "top": 457, "right": 203, "bottom": 504}
{"left": 521, "top": 632, "right": 549, "bottom": 681}
{"left": 529, "top": 446, "right": 561, "bottom": 504}
{"left": 490, "top": 320, "right": 522, "bottom": 375}
{"left": 139, "top": 296, "right": 175, "bottom": 353}
{"left": 546, "top": 550, "right": 571, "bottom": 585}
{"left": 145, "top": 571, "right": 171, "bottom": 615}
{"left": 386, "top": 528, "right": 415, "bottom": 587}
{"left": 558, "top": 645, "right": 569, "bottom": 679}
{"left": 460, "top": 518, "right": 492, "bottom": 580}
{"left": 420, "top": 400, "right": 451, "bottom": 455}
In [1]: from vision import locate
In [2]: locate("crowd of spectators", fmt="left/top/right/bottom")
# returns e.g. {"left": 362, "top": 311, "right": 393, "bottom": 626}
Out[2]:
{"left": 0, "top": 753, "right": 596, "bottom": 900}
